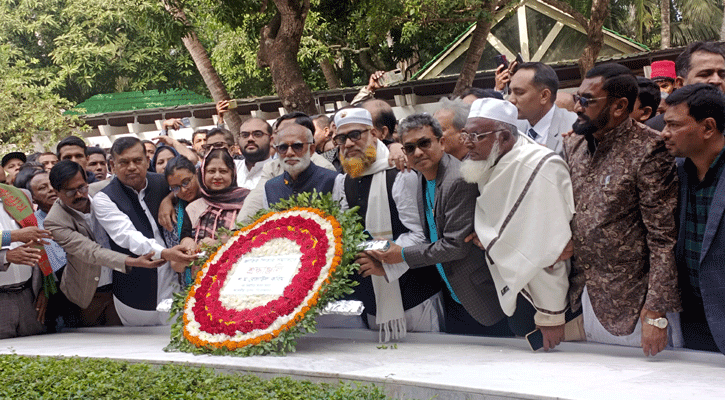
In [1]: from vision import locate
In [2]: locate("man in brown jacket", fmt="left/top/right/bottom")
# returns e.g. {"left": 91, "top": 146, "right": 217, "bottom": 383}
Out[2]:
{"left": 44, "top": 160, "right": 164, "bottom": 327}
{"left": 565, "top": 63, "right": 680, "bottom": 356}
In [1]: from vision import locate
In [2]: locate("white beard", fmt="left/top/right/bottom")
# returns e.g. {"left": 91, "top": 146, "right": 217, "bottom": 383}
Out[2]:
{"left": 460, "top": 140, "right": 500, "bottom": 185}
{"left": 282, "top": 152, "right": 312, "bottom": 177}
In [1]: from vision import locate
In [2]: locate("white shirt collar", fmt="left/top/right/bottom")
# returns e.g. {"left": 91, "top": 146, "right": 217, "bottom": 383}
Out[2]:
{"left": 527, "top": 104, "right": 556, "bottom": 145}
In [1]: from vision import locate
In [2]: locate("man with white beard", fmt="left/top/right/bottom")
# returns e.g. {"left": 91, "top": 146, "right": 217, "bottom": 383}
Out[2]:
{"left": 262, "top": 124, "right": 339, "bottom": 207}
{"left": 462, "top": 98, "right": 577, "bottom": 350}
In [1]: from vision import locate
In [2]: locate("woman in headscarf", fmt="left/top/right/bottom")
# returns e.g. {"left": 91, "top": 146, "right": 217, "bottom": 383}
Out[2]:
{"left": 149, "top": 145, "right": 179, "bottom": 174}
{"left": 179, "top": 148, "right": 250, "bottom": 250}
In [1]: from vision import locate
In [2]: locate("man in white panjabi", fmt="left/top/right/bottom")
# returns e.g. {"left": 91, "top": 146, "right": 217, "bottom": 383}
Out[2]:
{"left": 462, "top": 98, "right": 578, "bottom": 350}
{"left": 330, "top": 108, "right": 444, "bottom": 341}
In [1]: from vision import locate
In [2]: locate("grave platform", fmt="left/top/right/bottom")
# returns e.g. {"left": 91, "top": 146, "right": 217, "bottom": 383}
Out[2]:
{"left": 0, "top": 326, "right": 723, "bottom": 399}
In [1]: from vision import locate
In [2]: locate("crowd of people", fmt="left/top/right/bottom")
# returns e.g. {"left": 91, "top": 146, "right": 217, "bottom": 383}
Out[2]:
{"left": 1, "top": 40, "right": 724, "bottom": 358}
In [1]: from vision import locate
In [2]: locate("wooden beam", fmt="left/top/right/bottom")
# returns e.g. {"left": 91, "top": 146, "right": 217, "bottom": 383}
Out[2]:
{"left": 531, "top": 21, "right": 564, "bottom": 61}
{"left": 518, "top": 5, "right": 530, "bottom": 60}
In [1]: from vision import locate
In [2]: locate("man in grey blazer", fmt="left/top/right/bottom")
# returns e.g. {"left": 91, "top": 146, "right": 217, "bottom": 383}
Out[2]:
{"left": 508, "top": 62, "right": 577, "bottom": 155}
{"left": 664, "top": 84, "right": 725, "bottom": 354}
{"left": 45, "top": 160, "right": 164, "bottom": 327}
{"left": 365, "top": 113, "right": 509, "bottom": 335}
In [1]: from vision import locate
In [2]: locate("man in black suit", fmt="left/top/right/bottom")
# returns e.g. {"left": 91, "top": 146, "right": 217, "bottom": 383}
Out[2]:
{"left": 366, "top": 113, "right": 508, "bottom": 336}
{"left": 663, "top": 84, "right": 725, "bottom": 354}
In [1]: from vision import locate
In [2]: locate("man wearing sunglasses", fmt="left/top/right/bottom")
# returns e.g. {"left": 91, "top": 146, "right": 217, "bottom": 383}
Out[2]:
{"left": 235, "top": 113, "right": 336, "bottom": 224}
{"left": 565, "top": 63, "right": 680, "bottom": 356}
{"left": 460, "top": 98, "right": 575, "bottom": 350}
{"left": 262, "top": 124, "right": 339, "bottom": 208}
{"left": 331, "top": 108, "right": 443, "bottom": 339}
{"left": 366, "top": 113, "right": 508, "bottom": 336}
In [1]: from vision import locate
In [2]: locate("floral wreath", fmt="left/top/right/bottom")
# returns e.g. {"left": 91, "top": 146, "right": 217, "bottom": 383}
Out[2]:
{"left": 166, "top": 191, "right": 364, "bottom": 356}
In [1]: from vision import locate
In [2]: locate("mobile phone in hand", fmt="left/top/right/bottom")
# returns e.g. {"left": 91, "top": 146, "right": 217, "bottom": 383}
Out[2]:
{"left": 516, "top": 53, "right": 525, "bottom": 65}
{"left": 379, "top": 69, "right": 404, "bottom": 87}
{"left": 494, "top": 54, "right": 509, "bottom": 69}
{"left": 526, "top": 328, "right": 544, "bottom": 351}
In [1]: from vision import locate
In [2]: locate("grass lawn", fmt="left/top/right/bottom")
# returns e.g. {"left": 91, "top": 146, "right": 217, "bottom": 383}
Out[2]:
{"left": 0, "top": 354, "right": 393, "bottom": 399}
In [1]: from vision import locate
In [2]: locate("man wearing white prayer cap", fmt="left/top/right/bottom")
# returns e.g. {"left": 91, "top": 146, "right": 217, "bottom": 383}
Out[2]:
{"left": 462, "top": 98, "right": 578, "bottom": 350}
{"left": 329, "top": 107, "right": 444, "bottom": 341}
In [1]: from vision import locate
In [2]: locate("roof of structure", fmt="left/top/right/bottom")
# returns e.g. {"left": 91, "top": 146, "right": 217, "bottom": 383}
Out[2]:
{"left": 66, "top": 89, "right": 211, "bottom": 116}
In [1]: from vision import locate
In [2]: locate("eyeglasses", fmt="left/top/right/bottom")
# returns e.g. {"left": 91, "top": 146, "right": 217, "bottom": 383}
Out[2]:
{"left": 573, "top": 94, "right": 608, "bottom": 108}
{"left": 170, "top": 178, "right": 194, "bottom": 193}
{"left": 403, "top": 137, "right": 434, "bottom": 155}
{"left": 63, "top": 184, "right": 89, "bottom": 198}
{"left": 333, "top": 129, "right": 370, "bottom": 146}
{"left": 239, "top": 130, "right": 269, "bottom": 139}
{"left": 462, "top": 130, "right": 505, "bottom": 143}
{"left": 275, "top": 142, "right": 313, "bottom": 154}
{"left": 201, "top": 142, "right": 229, "bottom": 152}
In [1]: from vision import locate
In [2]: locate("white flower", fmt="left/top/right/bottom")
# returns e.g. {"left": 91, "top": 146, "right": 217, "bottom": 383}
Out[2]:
{"left": 184, "top": 209, "right": 340, "bottom": 345}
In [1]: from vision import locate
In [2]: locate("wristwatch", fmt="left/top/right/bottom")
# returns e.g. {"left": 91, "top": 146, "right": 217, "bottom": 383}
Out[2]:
{"left": 644, "top": 316, "right": 668, "bottom": 329}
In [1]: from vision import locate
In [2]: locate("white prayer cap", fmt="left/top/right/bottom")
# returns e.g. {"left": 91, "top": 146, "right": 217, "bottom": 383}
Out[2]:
{"left": 467, "top": 98, "right": 518, "bottom": 126}
{"left": 334, "top": 108, "right": 373, "bottom": 128}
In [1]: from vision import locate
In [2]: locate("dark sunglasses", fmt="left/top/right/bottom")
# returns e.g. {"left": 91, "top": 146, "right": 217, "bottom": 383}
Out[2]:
{"left": 573, "top": 94, "right": 608, "bottom": 108}
{"left": 333, "top": 129, "right": 370, "bottom": 146}
{"left": 403, "top": 137, "right": 434, "bottom": 155}
{"left": 275, "top": 142, "right": 312, "bottom": 154}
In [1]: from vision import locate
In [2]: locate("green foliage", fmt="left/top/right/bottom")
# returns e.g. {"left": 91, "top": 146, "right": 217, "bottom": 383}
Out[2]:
{"left": 0, "top": 0, "right": 207, "bottom": 104}
{"left": 670, "top": 0, "right": 724, "bottom": 46}
{"left": 566, "top": 0, "right": 724, "bottom": 50}
{"left": 166, "top": 191, "right": 365, "bottom": 357}
{"left": 0, "top": 354, "right": 392, "bottom": 399}
{"left": 0, "top": 44, "right": 87, "bottom": 150}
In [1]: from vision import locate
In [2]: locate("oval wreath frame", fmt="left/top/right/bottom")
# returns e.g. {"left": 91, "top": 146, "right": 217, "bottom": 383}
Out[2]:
{"left": 166, "top": 191, "right": 365, "bottom": 356}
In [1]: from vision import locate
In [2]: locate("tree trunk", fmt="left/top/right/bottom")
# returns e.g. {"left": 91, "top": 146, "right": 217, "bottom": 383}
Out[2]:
{"left": 452, "top": 2, "right": 499, "bottom": 97}
{"left": 257, "top": 0, "right": 317, "bottom": 115}
{"left": 161, "top": 0, "right": 241, "bottom": 134}
{"left": 661, "top": 0, "right": 670, "bottom": 49}
{"left": 181, "top": 32, "right": 242, "bottom": 133}
{"left": 358, "top": 50, "right": 380, "bottom": 76}
{"left": 578, "top": 0, "right": 610, "bottom": 77}
{"left": 720, "top": 2, "right": 725, "bottom": 40}
{"left": 320, "top": 58, "right": 341, "bottom": 89}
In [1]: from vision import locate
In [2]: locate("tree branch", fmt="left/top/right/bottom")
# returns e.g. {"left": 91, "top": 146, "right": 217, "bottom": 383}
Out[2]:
{"left": 537, "top": 0, "right": 589, "bottom": 29}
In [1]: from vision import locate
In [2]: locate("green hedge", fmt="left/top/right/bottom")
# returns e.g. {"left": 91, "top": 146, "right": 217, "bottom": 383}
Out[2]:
{"left": 0, "top": 355, "right": 392, "bottom": 399}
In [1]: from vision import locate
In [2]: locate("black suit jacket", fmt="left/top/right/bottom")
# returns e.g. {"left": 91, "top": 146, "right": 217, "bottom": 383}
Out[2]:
{"left": 404, "top": 153, "right": 505, "bottom": 326}
{"left": 676, "top": 157, "right": 725, "bottom": 354}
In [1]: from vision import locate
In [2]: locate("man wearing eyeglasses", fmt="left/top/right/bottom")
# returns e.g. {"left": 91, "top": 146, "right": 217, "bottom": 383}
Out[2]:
{"left": 44, "top": 160, "right": 165, "bottom": 327}
{"left": 331, "top": 108, "right": 443, "bottom": 339}
{"left": 458, "top": 98, "right": 575, "bottom": 350}
{"left": 565, "top": 63, "right": 680, "bottom": 356}
{"left": 366, "top": 113, "right": 508, "bottom": 336}
{"left": 262, "top": 124, "right": 339, "bottom": 208}
{"left": 236, "top": 119, "right": 274, "bottom": 190}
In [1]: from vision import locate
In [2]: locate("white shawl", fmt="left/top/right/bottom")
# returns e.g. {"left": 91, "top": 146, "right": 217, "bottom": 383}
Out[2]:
{"left": 359, "top": 140, "right": 407, "bottom": 341}
{"left": 474, "top": 136, "right": 574, "bottom": 325}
